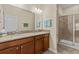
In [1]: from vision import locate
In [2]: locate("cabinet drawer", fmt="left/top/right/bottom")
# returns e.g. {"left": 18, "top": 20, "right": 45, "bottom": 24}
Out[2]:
{"left": 0, "top": 40, "right": 20, "bottom": 50}
{"left": 20, "top": 37, "right": 34, "bottom": 44}
{"left": 0, "top": 46, "right": 20, "bottom": 54}
{"left": 35, "top": 35, "right": 43, "bottom": 40}
{"left": 21, "top": 41, "right": 34, "bottom": 54}
{"left": 44, "top": 34, "right": 49, "bottom": 37}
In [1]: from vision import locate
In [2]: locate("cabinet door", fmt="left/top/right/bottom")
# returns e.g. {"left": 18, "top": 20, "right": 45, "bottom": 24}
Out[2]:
{"left": 43, "top": 34, "right": 49, "bottom": 51}
{"left": 35, "top": 38, "right": 43, "bottom": 54}
{"left": 0, "top": 46, "right": 20, "bottom": 54}
{"left": 21, "top": 41, "right": 34, "bottom": 54}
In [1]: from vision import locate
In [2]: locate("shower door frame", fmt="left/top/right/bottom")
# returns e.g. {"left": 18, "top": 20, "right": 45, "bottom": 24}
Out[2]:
{"left": 59, "top": 15, "right": 76, "bottom": 45}
{"left": 73, "top": 15, "right": 75, "bottom": 44}
{"left": 59, "top": 14, "right": 79, "bottom": 47}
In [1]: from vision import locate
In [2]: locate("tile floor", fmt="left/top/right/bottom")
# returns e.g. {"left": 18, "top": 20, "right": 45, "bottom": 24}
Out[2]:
{"left": 44, "top": 44, "right": 79, "bottom": 54}
{"left": 57, "top": 44, "right": 79, "bottom": 54}
{"left": 43, "top": 50, "right": 54, "bottom": 54}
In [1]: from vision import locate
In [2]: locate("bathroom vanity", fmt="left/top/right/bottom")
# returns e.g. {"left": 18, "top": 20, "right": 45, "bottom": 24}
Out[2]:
{"left": 0, "top": 31, "right": 49, "bottom": 54}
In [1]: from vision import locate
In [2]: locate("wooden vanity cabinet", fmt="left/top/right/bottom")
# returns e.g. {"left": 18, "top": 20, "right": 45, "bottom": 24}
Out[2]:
{"left": 0, "top": 39, "right": 21, "bottom": 54}
{"left": 0, "top": 46, "right": 20, "bottom": 54}
{"left": 20, "top": 37, "right": 34, "bottom": 54}
{"left": 0, "top": 33, "right": 49, "bottom": 54}
{"left": 0, "top": 37, "right": 34, "bottom": 54}
{"left": 21, "top": 41, "right": 34, "bottom": 54}
{"left": 35, "top": 35, "right": 44, "bottom": 54}
{"left": 43, "top": 34, "right": 49, "bottom": 51}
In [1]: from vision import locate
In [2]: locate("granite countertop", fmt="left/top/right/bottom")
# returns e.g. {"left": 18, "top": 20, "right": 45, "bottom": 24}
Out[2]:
{"left": 0, "top": 30, "right": 49, "bottom": 43}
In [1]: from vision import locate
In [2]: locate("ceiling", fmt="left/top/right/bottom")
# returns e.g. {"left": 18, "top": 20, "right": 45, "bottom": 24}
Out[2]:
{"left": 28, "top": 4, "right": 78, "bottom": 10}
{"left": 59, "top": 4, "right": 77, "bottom": 9}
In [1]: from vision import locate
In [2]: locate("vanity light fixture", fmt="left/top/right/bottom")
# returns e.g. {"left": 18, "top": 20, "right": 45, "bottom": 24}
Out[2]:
{"left": 33, "top": 7, "right": 42, "bottom": 14}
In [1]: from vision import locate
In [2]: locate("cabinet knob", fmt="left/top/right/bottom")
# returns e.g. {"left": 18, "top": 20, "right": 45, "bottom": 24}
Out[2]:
{"left": 16, "top": 47, "right": 19, "bottom": 49}
{"left": 21, "top": 46, "right": 23, "bottom": 48}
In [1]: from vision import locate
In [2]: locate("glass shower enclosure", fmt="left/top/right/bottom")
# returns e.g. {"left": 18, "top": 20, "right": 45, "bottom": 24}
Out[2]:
{"left": 59, "top": 14, "right": 79, "bottom": 48}
{"left": 75, "top": 15, "right": 79, "bottom": 44}
{"left": 59, "top": 15, "right": 73, "bottom": 42}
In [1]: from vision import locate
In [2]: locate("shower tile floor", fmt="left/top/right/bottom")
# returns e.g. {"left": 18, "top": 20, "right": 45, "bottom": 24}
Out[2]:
{"left": 44, "top": 44, "right": 79, "bottom": 54}
{"left": 57, "top": 44, "right": 79, "bottom": 54}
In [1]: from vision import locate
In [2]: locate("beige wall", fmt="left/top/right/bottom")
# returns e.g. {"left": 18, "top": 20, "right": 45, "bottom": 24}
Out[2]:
{"left": 0, "top": 5, "right": 3, "bottom": 31}
{"left": 58, "top": 5, "right": 79, "bottom": 16}
{"left": 2, "top": 5, "right": 35, "bottom": 31}
{"left": 63, "top": 5, "right": 79, "bottom": 15}
{"left": 42, "top": 4, "right": 57, "bottom": 53}
{"left": 58, "top": 5, "right": 63, "bottom": 16}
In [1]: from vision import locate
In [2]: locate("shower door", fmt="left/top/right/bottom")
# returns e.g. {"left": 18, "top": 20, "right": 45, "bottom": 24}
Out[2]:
{"left": 59, "top": 15, "right": 73, "bottom": 43}
{"left": 75, "top": 15, "right": 79, "bottom": 44}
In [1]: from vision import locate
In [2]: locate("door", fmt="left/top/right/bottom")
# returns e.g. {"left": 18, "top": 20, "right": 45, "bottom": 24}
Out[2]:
{"left": 59, "top": 16, "right": 73, "bottom": 42}
{"left": 75, "top": 15, "right": 79, "bottom": 43}
{"left": 35, "top": 38, "right": 43, "bottom": 54}
{"left": 43, "top": 34, "right": 49, "bottom": 51}
{"left": 0, "top": 46, "right": 19, "bottom": 54}
{"left": 21, "top": 41, "right": 34, "bottom": 54}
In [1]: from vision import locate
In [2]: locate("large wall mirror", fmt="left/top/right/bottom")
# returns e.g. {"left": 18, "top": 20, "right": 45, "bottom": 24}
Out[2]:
{"left": 0, "top": 4, "right": 35, "bottom": 33}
